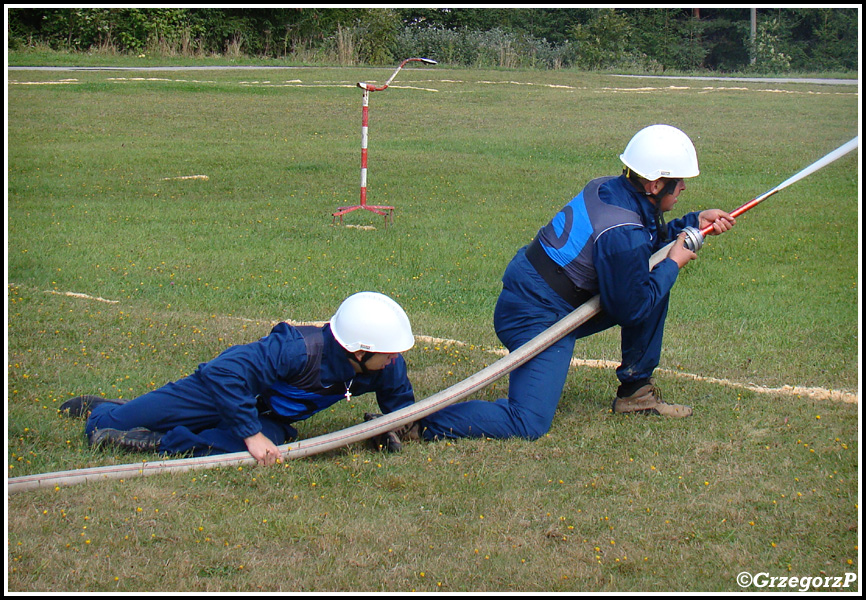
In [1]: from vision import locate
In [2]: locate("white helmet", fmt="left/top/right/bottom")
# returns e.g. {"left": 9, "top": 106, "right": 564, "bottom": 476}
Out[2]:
{"left": 620, "top": 124, "right": 700, "bottom": 181}
{"left": 330, "top": 292, "right": 415, "bottom": 353}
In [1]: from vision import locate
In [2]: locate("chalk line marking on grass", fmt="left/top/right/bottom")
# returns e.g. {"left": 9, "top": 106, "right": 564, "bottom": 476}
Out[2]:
{"left": 161, "top": 175, "right": 209, "bottom": 181}
{"left": 44, "top": 290, "right": 120, "bottom": 304}
{"left": 247, "top": 83, "right": 357, "bottom": 89}
{"left": 478, "top": 79, "right": 579, "bottom": 90}
{"left": 650, "top": 369, "right": 858, "bottom": 404}
{"left": 414, "top": 335, "right": 858, "bottom": 404}
{"left": 612, "top": 74, "right": 858, "bottom": 86}
{"left": 106, "top": 76, "right": 217, "bottom": 84}
{"left": 240, "top": 81, "right": 441, "bottom": 92}
{"left": 8, "top": 79, "right": 80, "bottom": 85}
{"left": 239, "top": 80, "right": 302, "bottom": 85}
{"left": 600, "top": 86, "right": 678, "bottom": 93}
{"left": 239, "top": 79, "right": 302, "bottom": 85}
{"left": 387, "top": 85, "right": 440, "bottom": 92}
{"left": 597, "top": 84, "right": 857, "bottom": 97}
{"left": 16, "top": 291, "right": 857, "bottom": 405}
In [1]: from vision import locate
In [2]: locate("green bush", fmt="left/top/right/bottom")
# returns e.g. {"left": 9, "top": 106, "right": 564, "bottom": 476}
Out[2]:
{"left": 7, "top": 7, "right": 858, "bottom": 73}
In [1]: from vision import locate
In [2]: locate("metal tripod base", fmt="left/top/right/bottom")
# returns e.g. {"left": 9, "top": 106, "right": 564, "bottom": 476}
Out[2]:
{"left": 332, "top": 204, "right": 395, "bottom": 226}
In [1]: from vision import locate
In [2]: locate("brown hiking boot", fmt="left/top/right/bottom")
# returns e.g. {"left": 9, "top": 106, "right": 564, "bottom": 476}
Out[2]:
{"left": 612, "top": 381, "right": 693, "bottom": 418}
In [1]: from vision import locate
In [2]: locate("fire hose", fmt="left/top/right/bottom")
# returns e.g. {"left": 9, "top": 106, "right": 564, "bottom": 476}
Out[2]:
{"left": 7, "top": 136, "right": 857, "bottom": 495}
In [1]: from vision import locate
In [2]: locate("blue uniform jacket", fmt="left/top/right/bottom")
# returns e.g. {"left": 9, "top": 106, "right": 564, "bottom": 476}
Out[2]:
{"left": 194, "top": 322, "right": 415, "bottom": 440}
{"left": 593, "top": 175, "right": 700, "bottom": 327}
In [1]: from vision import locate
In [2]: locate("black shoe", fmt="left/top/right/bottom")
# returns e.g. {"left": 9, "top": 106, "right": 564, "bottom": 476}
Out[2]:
{"left": 60, "top": 395, "right": 124, "bottom": 418}
{"left": 363, "top": 413, "right": 421, "bottom": 452}
{"left": 89, "top": 427, "right": 163, "bottom": 452}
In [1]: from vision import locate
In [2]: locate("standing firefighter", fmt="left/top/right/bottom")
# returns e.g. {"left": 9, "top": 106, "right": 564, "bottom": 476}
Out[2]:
{"left": 61, "top": 292, "right": 417, "bottom": 464}
{"left": 413, "top": 124, "right": 736, "bottom": 441}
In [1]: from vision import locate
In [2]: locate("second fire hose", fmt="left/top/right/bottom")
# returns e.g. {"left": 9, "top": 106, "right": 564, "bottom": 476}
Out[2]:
{"left": 7, "top": 136, "right": 858, "bottom": 494}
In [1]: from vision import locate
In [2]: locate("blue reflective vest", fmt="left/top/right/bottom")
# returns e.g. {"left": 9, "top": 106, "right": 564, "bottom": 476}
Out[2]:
{"left": 535, "top": 176, "right": 642, "bottom": 293}
{"left": 258, "top": 325, "right": 414, "bottom": 422}
{"left": 264, "top": 326, "right": 348, "bottom": 420}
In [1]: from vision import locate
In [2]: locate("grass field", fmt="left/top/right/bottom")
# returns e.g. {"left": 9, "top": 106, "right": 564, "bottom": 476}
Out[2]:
{"left": 6, "top": 65, "right": 860, "bottom": 592}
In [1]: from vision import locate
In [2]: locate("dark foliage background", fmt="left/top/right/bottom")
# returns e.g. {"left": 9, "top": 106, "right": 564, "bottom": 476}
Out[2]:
{"left": 7, "top": 7, "right": 858, "bottom": 72}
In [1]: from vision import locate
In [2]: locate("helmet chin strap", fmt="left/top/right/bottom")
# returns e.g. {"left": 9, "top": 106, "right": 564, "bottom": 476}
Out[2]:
{"left": 649, "top": 179, "right": 680, "bottom": 243}
{"left": 651, "top": 177, "right": 681, "bottom": 202}
{"left": 347, "top": 350, "right": 376, "bottom": 375}
{"left": 624, "top": 168, "right": 679, "bottom": 243}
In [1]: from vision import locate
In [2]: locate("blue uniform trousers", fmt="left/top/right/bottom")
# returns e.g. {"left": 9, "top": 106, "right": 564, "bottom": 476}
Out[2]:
{"left": 85, "top": 373, "right": 299, "bottom": 456}
{"left": 419, "top": 247, "right": 669, "bottom": 440}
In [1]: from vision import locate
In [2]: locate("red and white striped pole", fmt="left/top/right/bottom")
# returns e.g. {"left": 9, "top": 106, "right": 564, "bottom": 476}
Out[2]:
{"left": 333, "top": 58, "right": 437, "bottom": 225}
{"left": 358, "top": 86, "right": 375, "bottom": 212}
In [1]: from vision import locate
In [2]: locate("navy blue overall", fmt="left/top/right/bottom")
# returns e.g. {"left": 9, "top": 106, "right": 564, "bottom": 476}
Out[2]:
{"left": 86, "top": 322, "right": 415, "bottom": 455}
{"left": 420, "top": 175, "right": 700, "bottom": 440}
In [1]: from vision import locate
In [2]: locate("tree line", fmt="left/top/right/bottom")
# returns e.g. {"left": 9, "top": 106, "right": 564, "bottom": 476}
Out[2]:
{"left": 7, "top": 7, "right": 858, "bottom": 73}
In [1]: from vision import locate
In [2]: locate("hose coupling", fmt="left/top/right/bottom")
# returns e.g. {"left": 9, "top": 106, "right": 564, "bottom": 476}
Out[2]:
{"left": 682, "top": 226, "right": 704, "bottom": 253}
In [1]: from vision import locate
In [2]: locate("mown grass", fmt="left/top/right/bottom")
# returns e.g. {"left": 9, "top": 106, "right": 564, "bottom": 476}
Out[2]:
{"left": 6, "top": 65, "right": 859, "bottom": 592}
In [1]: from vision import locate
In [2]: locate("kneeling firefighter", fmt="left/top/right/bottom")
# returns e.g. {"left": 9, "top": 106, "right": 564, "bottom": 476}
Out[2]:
{"left": 413, "top": 124, "right": 736, "bottom": 441}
